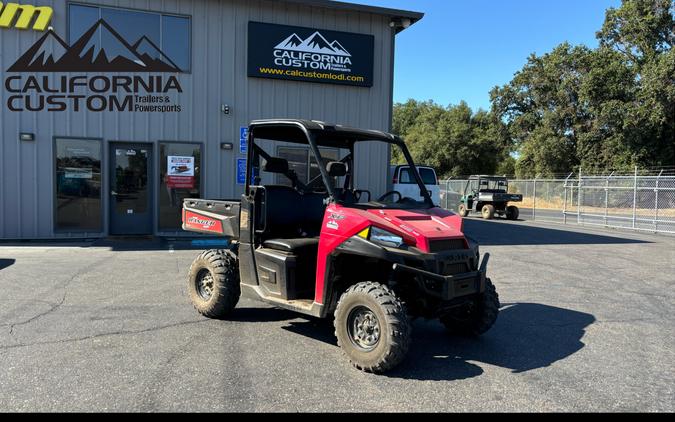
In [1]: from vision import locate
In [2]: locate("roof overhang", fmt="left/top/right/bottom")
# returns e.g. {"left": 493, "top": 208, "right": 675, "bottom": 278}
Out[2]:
{"left": 277, "top": 0, "right": 423, "bottom": 33}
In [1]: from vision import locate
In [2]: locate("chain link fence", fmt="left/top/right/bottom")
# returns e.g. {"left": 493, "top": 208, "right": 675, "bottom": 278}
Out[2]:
{"left": 441, "top": 171, "right": 675, "bottom": 234}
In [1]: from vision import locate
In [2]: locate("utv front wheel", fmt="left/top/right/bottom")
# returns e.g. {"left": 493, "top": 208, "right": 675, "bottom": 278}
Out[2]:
{"left": 458, "top": 203, "right": 469, "bottom": 217}
{"left": 440, "top": 278, "right": 500, "bottom": 336}
{"left": 481, "top": 204, "right": 495, "bottom": 219}
{"left": 334, "top": 282, "right": 411, "bottom": 373}
{"left": 188, "top": 249, "right": 240, "bottom": 319}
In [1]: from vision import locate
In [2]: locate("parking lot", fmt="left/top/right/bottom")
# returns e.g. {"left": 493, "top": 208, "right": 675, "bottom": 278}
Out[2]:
{"left": 0, "top": 219, "right": 673, "bottom": 412}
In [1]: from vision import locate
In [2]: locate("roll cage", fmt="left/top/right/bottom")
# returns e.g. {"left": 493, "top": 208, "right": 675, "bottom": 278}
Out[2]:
{"left": 464, "top": 175, "right": 509, "bottom": 195}
{"left": 246, "top": 119, "right": 434, "bottom": 209}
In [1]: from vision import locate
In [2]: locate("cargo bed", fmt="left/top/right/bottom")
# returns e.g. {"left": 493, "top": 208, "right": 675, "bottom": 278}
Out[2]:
{"left": 182, "top": 198, "right": 241, "bottom": 237}
{"left": 477, "top": 192, "right": 523, "bottom": 202}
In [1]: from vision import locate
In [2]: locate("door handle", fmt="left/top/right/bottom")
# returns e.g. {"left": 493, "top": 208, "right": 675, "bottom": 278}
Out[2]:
{"left": 111, "top": 191, "right": 118, "bottom": 196}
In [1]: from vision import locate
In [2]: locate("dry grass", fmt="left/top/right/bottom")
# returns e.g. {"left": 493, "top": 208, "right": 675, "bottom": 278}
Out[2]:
{"left": 518, "top": 196, "right": 675, "bottom": 217}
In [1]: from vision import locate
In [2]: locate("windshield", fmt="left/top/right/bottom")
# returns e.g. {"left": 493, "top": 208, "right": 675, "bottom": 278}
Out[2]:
{"left": 334, "top": 140, "right": 433, "bottom": 210}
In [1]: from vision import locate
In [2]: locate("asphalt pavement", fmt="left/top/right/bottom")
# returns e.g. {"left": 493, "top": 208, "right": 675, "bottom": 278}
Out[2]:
{"left": 0, "top": 220, "right": 673, "bottom": 412}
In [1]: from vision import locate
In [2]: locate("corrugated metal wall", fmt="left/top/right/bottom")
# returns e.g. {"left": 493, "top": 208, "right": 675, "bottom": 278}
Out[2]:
{"left": 0, "top": 0, "right": 395, "bottom": 239}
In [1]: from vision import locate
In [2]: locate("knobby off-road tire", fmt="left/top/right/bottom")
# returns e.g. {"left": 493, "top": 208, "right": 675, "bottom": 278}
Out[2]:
{"left": 334, "top": 282, "right": 412, "bottom": 373}
{"left": 506, "top": 205, "right": 519, "bottom": 220}
{"left": 481, "top": 204, "right": 495, "bottom": 220}
{"left": 440, "top": 278, "right": 500, "bottom": 336}
{"left": 458, "top": 203, "right": 469, "bottom": 217}
{"left": 187, "top": 249, "right": 240, "bottom": 319}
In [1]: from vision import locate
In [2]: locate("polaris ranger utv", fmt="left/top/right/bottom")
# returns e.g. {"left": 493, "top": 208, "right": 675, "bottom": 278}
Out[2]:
{"left": 183, "top": 120, "right": 499, "bottom": 373}
{"left": 458, "top": 175, "right": 523, "bottom": 220}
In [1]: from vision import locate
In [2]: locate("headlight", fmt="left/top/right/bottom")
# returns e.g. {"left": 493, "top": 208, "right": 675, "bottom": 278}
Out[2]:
{"left": 369, "top": 226, "right": 404, "bottom": 248}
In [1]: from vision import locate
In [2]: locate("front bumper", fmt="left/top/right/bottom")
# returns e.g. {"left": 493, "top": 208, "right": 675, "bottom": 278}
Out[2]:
{"left": 392, "top": 253, "right": 489, "bottom": 301}
{"left": 333, "top": 236, "right": 489, "bottom": 302}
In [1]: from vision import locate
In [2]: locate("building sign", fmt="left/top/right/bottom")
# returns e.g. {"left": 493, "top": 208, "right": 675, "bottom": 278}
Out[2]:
{"left": 240, "top": 127, "right": 248, "bottom": 153}
{"left": 237, "top": 159, "right": 246, "bottom": 185}
{"left": 167, "top": 156, "right": 195, "bottom": 189}
{"left": 0, "top": 2, "right": 53, "bottom": 31}
{"left": 4, "top": 19, "right": 184, "bottom": 112}
{"left": 248, "top": 22, "right": 374, "bottom": 87}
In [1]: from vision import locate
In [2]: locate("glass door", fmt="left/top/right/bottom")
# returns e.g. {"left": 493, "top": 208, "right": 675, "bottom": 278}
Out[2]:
{"left": 109, "top": 143, "right": 153, "bottom": 235}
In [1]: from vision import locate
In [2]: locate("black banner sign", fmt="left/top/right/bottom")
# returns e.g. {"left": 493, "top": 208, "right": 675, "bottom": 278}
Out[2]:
{"left": 248, "top": 22, "right": 374, "bottom": 88}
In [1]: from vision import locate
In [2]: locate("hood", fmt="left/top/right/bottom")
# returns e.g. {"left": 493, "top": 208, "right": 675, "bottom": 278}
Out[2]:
{"left": 366, "top": 207, "right": 465, "bottom": 253}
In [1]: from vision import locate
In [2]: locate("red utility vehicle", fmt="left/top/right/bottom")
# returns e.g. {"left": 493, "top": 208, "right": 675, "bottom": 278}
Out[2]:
{"left": 183, "top": 120, "right": 499, "bottom": 372}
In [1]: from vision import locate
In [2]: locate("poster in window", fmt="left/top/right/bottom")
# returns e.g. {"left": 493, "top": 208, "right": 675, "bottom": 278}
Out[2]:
{"left": 167, "top": 156, "right": 195, "bottom": 188}
{"left": 64, "top": 167, "right": 93, "bottom": 179}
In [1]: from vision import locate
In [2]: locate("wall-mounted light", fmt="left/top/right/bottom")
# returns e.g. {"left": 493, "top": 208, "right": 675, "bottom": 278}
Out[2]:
{"left": 221, "top": 104, "right": 230, "bottom": 115}
{"left": 19, "top": 133, "right": 35, "bottom": 141}
{"left": 389, "top": 18, "right": 412, "bottom": 30}
{"left": 221, "top": 142, "right": 234, "bottom": 150}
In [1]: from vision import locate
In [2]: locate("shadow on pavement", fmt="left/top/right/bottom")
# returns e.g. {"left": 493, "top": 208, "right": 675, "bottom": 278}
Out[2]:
{"left": 463, "top": 219, "right": 649, "bottom": 246}
{"left": 226, "top": 307, "right": 299, "bottom": 323}
{"left": 91, "top": 237, "right": 230, "bottom": 251}
{"left": 281, "top": 302, "right": 595, "bottom": 381}
{"left": 0, "top": 258, "right": 16, "bottom": 271}
{"left": 0, "top": 237, "right": 228, "bottom": 251}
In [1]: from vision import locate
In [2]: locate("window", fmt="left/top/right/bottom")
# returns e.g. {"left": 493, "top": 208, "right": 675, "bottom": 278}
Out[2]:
{"left": 399, "top": 168, "right": 412, "bottom": 184}
{"left": 399, "top": 167, "right": 437, "bottom": 185}
{"left": 68, "top": 3, "right": 191, "bottom": 72}
{"left": 276, "top": 147, "right": 340, "bottom": 187}
{"left": 55, "top": 138, "right": 102, "bottom": 232}
{"left": 159, "top": 142, "right": 202, "bottom": 230}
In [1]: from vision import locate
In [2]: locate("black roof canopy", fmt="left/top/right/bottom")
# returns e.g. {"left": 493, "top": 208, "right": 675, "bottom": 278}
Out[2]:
{"left": 249, "top": 119, "right": 402, "bottom": 149}
{"left": 469, "top": 175, "right": 509, "bottom": 181}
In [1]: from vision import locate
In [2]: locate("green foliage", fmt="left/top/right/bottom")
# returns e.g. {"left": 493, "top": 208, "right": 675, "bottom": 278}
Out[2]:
{"left": 393, "top": 1, "right": 673, "bottom": 179}
{"left": 495, "top": 154, "right": 516, "bottom": 177}
{"left": 597, "top": 0, "right": 673, "bottom": 66}
{"left": 489, "top": 0, "right": 674, "bottom": 177}
{"left": 392, "top": 100, "right": 511, "bottom": 178}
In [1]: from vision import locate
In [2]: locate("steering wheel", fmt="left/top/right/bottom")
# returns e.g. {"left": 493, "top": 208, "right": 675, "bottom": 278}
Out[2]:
{"left": 355, "top": 190, "right": 371, "bottom": 202}
{"left": 377, "top": 191, "right": 402, "bottom": 203}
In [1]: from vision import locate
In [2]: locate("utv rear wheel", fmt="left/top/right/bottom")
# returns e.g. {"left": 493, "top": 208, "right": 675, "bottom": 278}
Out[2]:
{"left": 334, "top": 282, "right": 411, "bottom": 373}
{"left": 440, "top": 278, "right": 500, "bottom": 336}
{"left": 188, "top": 249, "right": 240, "bottom": 319}
{"left": 458, "top": 203, "right": 469, "bottom": 217}
{"left": 506, "top": 205, "right": 519, "bottom": 220}
{"left": 481, "top": 204, "right": 495, "bottom": 219}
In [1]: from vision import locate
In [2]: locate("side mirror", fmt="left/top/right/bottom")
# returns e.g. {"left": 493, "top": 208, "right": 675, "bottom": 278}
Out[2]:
{"left": 263, "top": 157, "right": 289, "bottom": 174}
{"left": 327, "top": 161, "right": 347, "bottom": 177}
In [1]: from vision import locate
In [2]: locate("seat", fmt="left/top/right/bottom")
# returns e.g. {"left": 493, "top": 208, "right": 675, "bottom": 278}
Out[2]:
{"left": 261, "top": 186, "right": 327, "bottom": 238}
{"left": 263, "top": 237, "right": 319, "bottom": 254}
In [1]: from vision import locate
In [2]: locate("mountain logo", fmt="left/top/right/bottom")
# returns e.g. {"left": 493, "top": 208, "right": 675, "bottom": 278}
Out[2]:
{"left": 7, "top": 19, "right": 182, "bottom": 72}
{"left": 274, "top": 31, "right": 351, "bottom": 57}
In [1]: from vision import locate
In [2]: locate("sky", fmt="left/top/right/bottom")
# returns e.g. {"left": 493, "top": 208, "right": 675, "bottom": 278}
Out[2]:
{"left": 341, "top": 0, "right": 622, "bottom": 111}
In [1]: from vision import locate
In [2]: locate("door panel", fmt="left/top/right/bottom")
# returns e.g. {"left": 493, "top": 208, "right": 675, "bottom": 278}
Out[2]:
{"left": 109, "top": 143, "right": 153, "bottom": 235}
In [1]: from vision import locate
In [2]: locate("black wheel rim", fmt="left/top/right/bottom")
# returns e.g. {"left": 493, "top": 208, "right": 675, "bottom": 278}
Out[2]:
{"left": 447, "top": 301, "right": 476, "bottom": 324}
{"left": 196, "top": 269, "right": 214, "bottom": 300}
{"left": 347, "top": 306, "right": 381, "bottom": 351}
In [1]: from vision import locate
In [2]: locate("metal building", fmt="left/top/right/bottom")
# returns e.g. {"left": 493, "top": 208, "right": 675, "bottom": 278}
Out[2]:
{"left": 0, "top": 0, "right": 422, "bottom": 239}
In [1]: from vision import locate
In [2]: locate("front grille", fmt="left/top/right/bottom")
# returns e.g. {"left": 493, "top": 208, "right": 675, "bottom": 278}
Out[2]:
{"left": 442, "top": 262, "right": 469, "bottom": 275}
{"left": 429, "top": 238, "right": 465, "bottom": 253}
